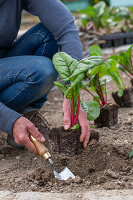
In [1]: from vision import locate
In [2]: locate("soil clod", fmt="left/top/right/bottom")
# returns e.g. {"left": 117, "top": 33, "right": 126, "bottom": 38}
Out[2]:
{"left": 94, "top": 104, "right": 119, "bottom": 128}
{"left": 112, "top": 88, "right": 133, "bottom": 107}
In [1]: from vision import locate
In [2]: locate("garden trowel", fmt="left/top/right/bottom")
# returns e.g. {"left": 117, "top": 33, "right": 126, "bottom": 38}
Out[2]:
{"left": 29, "top": 135, "right": 75, "bottom": 181}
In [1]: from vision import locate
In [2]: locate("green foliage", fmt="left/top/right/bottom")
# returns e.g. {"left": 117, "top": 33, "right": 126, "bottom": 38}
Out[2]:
{"left": 89, "top": 46, "right": 125, "bottom": 95}
{"left": 53, "top": 52, "right": 104, "bottom": 126}
{"left": 70, "top": 56, "right": 104, "bottom": 79}
{"left": 78, "top": 2, "right": 133, "bottom": 33}
{"left": 80, "top": 45, "right": 125, "bottom": 107}
{"left": 89, "top": 45, "right": 102, "bottom": 56}
{"left": 70, "top": 124, "right": 80, "bottom": 130}
{"left": 109, "top": 45, "right": 133, "bottom": 77}
{"left": 81, "top": 101, "right": 100, "bottom": 121}
{"left": 53, "top": 52, "right": 104, "bottom": 99}
{"left": 79, "top": 1, "right": 114, "bottom": 30}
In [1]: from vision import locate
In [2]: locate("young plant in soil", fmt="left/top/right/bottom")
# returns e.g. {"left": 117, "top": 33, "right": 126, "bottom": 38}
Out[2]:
{"left": 49, "top": 52, "right": 104, "bottom": 155}
{"left": 78, "top": 1, "right": 132, "bottom": 35}
{"left": 79, "top": 45, "right": 125, "bottom": 128}
{"left": 110, "top": 45, "right": 133, "bottom": 107}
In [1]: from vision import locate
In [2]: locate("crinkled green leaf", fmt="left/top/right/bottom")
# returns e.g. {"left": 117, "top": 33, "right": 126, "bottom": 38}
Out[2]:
{"left": 80, "top": 80, "right": 89, "bottom": 88}
{"left": 54, "top": 81, "right": 68, "bottom": 94}
{"left": 78, "top": 6, "right": 96, "bottom": 18}
{"left": 70, "top": 56, "right": 104, "bottom": 79}
{"left": 117, "top": 90, "right": 124, "bottom": 97}
{"left": 94, "top": 1, "right": 106, "bottom": 17}
{"left": 89, "top": 45, "right": 102, "bottom": 56}
{"left": 81, "top": 101, "right": 100, "bottom": 121}
{"left": 53, "top": 52, "right": 78, "bottom": 82}
{"left": 110, "top": 45, "right": 133, "bottom": 75}
{"left": 70, "top": 124, "right": 80, "bottom": 130}
{"left": 90, "top": 63, "right": 109, "bottom": 77}
{"left": 65, "top": 73, "right": 84, "bottom": 98}
{"left": 115, "top": 7, "right": 129, "bottom": 18}
{"left": 105, "top": 60, "right": 125, "bottom": 90}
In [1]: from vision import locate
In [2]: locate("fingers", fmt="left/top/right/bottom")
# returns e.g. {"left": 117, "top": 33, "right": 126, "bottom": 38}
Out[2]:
{"left": 78, "top": 105, "right": 90, "bottom": 148}
{"left": 22, "top": 134, "right": 38, "bottom": 155}
{"left": 63, "top": 96, "right": 71, "bottom": 130}
{"left": 27, "top": 123, "right": 45, "bottom": 143}
{"left": 13, "top": 116, "right": 45, "bottom": 155}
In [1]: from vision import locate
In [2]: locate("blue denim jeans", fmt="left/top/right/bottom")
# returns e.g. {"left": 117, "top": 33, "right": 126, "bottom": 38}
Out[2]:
{"left": 0, "top": 22, "right": 58, "bottom": 113}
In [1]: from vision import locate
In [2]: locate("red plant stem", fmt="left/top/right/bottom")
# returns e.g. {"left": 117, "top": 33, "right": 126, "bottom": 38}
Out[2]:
{"left": 71, "top": 89, "right": 75, "bottom": 127}
{"left": 119, "top": 63, "right": 133, "bottom": 77}
{"left": 73, "top": 94, "right": 80, "bottom": 125}
{"left": 95, "top": 88, "right": 105, "bottom": 106}
{"left": 97, "top": 73, "right": 106, "bottom": 105}
{"left": 84, "top": 87, "right": 102, "bottom": 107}
{"left": 104, "top": 80, "right": 107, "bottom": 104}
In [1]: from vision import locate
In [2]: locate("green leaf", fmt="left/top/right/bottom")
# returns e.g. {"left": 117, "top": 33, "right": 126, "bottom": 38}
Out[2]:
{"left": 129, "top": 149, "right": 133, "bottom": 159}
{"left": 52, "top": 52, "right": 78, "bottom": 82}
{"left": 54, "top": 81, "right": 68, "bottom": 94}
{"left": 80, "top": 80, "right": 89, "bottom": 88}
{"left": 81, "top": 101, "right": 100, "bottom": 121}
{"left": 70, "top": 124, "right": 80, "bottom": 130}
{"left": 94, "top": 1, "right": 106, "bottom": 17}
{"left": 78, "top": 6, "right": 96, "bottom": 18}
{"left": 65, "top": 73, "right": 84, "bottom": 98}
{"left": 70, "top": 56, "right": 104, "bottom": 79}
{"left": 115, "top": 7, "right": 129, "bottom": 18}
{"left": 105, "top": 60, "right": 125, "bottom": 90}
{"left": 117, "top": 90, "right": 123, "bottom": 97}
{"left": 89, "top": 45, "right": 102, "bottom": 56}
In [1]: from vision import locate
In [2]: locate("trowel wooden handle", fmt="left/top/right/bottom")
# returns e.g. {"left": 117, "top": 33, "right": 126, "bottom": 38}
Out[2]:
{"left": 29, "top": 135, "right": 48, "bottom": 156}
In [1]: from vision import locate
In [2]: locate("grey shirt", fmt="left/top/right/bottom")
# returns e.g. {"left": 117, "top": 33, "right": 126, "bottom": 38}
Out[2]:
{"left": 0, "top": 0, "right": 82, "bottom": 135}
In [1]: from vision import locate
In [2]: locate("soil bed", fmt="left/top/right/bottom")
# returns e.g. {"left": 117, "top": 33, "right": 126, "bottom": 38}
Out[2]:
{"left": 0, "top": 136, "right": 133, "bottom": 193}
{"left": 0, "top": 68, "right": 133, "bottom": 193}
{"left": 0, "top": 89, "right": 133, "bottom": 193}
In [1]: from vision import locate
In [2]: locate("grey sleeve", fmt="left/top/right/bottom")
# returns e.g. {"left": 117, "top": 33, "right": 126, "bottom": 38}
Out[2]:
{"left": 0, "top": 102, "right": 23, "bottom": 136}
{"left": 24, "top": 0, "right": 83, "bottom": 60}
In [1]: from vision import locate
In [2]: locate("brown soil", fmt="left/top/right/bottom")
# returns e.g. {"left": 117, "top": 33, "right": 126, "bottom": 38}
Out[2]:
{"left": 94, "top": 104, "right": 119, "bottom": 128}
{"left": 0, "top": 88, "right": 133, "bottom": 193}
{"left": 49, "top": 127, "right": 83, "bottom": 155}
{"left": 49, "top": 128, "right": 99, "bottom": 155}
{"left": 112, "top": 87, "right": 133, "bottom": 107}
{"left": 0, "top": 64, "right": 133, "bottom": 193}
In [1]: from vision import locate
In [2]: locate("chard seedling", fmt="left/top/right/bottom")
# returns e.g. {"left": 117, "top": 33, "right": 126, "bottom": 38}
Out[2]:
{"left": 79, "top": 46, "right": 125, "bottom": 112}
{"left": 78, "top": 2, "right": 132, "bottom": 34}
{"left": 110, "top": 45, "right": 133, "bottom": 78}
{"left": 52, "top": 52, "right": 104, "bottom": 129}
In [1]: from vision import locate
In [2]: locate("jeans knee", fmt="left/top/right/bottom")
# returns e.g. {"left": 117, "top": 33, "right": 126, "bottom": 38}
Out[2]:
{"left": 27, "top": 57, "right": 58, "bottom": 88}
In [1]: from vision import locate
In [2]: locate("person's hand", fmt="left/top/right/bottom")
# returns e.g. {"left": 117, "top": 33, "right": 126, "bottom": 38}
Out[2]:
{"left": 63, "top": 96, "right": 90, "bottom": 148}
{"left": 13, "top": 116, "right": 45, "bottom": 154}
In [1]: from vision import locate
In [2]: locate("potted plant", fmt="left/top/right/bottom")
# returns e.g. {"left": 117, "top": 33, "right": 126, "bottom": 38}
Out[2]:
{"left": 48, "top": 52, "right": 104, "bottom": 155}
{"left": 111, "top": 45, "right": 133, "bottom": 107}
{"left": 78, "top": 45, "right": 125, "bottom": 127}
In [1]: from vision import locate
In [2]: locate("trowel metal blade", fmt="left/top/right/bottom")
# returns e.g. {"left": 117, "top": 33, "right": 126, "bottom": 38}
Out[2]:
{"left": 58, "top": 167, "right": 75, "bottom": 181}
